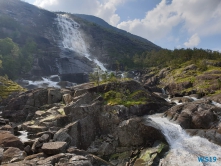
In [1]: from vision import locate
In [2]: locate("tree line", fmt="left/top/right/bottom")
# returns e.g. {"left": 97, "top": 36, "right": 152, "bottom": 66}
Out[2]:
{"left": 131, "top": 48, "right": 221, "bottom": 69}
{"left": 0, "top": 37, "right": 36, "bottom": 79}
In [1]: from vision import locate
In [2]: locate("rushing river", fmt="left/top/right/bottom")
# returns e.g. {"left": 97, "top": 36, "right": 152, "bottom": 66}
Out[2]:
{"left": 148, "top": 114, "right": 221, "bottom": 166}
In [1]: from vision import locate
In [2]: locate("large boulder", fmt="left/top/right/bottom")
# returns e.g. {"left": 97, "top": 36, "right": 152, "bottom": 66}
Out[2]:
{"left": 54, "top": 116, "right": 97, "bottom": 150}
{"left": 116, "top": 117, "right": 166, "bottom": 147}
{"left": 0, "top": 131, "right": 24, "bottom": 150}
{"left": 41, "top": 142, "right": 67, "bottom": 155}
{"left": 164, "top": 100, "right": 220, "bottom": 129}
{"left": 134, "top": 141, "right": 169, "bottom": 166}
{"left": 48, "top": 88, "right": 62, "bottom": 104}
{"left": 1, "top": 147, "right": 26, "bottom": 164}
{"left": 165, "top": 81, "right": 193, "bottom": 97}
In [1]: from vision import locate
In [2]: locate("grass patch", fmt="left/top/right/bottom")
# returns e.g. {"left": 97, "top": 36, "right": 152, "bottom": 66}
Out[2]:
{"left": 103, "top": 90, "right": 149, "bottom": 107}
{"left": 0, "top": 76, "right": 26, "bottom": 101}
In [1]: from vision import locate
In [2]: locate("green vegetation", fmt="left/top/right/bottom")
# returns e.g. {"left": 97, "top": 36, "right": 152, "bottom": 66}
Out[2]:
{"left": 103, "top": 90, "right": 148, "bottom": 107}
{"left": 89, "top": 68, "right": 129, "bottom": 86}
{"left": 133, "top": 48, "right": 221, "bottom": 69}
{"left": 0, "top": 75, "right": 25, "bottom": 101}
{"left": 0, "top": 37, "right": 36, "bottom": 79}
{"left": 158, "top": 58, "right": 221, "bottom": 95}
{"left": 131, "top": 48, "right": 221, "bottom": 96}
{"left": 89, "top": 69, "right": 150, "bottom": 107}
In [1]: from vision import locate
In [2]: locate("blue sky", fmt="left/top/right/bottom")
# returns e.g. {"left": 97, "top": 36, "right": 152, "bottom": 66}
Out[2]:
{"left": 23, "top": 0, "right": 221, "bottom": 51}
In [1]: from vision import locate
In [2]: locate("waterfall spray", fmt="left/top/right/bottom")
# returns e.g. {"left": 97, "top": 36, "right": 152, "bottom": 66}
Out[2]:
{"left": 56, "top": 14, "right": 107, "bottom": 71}
{"left": 148, "top": 114, "right": 221, "bottom": 166}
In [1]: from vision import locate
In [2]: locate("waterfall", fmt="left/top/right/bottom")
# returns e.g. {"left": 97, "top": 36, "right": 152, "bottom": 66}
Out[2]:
{"left": 148, "top": 114, "right": 221, "bottom": 166}
{"left": 56, "top": 14, "right": 107, "bottom": 71}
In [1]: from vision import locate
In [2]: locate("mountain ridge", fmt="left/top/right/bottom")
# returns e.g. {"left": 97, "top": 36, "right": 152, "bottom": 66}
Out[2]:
{"left": 0, "top": 0, "right": 161, "bottom": 79}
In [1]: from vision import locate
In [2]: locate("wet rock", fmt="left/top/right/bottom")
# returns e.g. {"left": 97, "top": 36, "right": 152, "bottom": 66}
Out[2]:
{"left": 1, "top": 147, "right": 26, "bottom": 164}
{"left": 118, "top": 117, "right": 167, "bottom": 147}
{"left": 0, "top": 131, "right": 24, "bottom": 150}
{"left": 170, "top": 97, "right": 193, "bottom": 104}
{"left": 209, "top": 93, "right": 221, "bottom": 104}
{"left": 41, "top": 142, "right": 67, "bottom": 155}
{"left": 134, "top": 141, "right": 169, "bottom": 166}
{"left": 164, "top": 100, "right": 220, "bottom": 129}
{"left": 186, "top": 129, "right": 221, "bottom": 146}
{"left": 189, "top": 94, "right": 201, "bottom": 99}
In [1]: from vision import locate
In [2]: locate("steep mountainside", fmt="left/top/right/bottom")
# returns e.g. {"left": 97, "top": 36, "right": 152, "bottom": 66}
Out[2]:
{"left": 0, "top": 0, "right": 160, "bottom": 79}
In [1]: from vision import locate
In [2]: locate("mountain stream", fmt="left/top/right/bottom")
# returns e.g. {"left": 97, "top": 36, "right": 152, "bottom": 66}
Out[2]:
{"left": 148, "top": 114, "right": 221, "bottom": 165}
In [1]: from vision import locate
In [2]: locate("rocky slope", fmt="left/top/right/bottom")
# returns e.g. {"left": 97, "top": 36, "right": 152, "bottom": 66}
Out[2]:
{"left": 140, "top": 60, "right": 221, "bottom": 97}
{"left": 0, "top": 0, "right": 160, "bottom": 80}
{"left": 1, "top": 79, "right": 221, "bottom": 165}
{"left": 0, "top": 76, "right": 25, "bottom": 102}
{"left": 0, "top": 80, "right": 170, "bottom": 165}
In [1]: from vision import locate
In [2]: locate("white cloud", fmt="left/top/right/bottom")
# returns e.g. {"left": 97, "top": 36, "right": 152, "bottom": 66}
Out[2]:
{"left": 32, "top": 0, "right": 221, "bottom": 48}
{"left": 33, "top": 0, "right": 126, "bottom": 26}
{"left": 117, "top": 0, "right": 221, "bottom": 42}
{"left": 184, "top": 33, "right": 200, "bottom": 48}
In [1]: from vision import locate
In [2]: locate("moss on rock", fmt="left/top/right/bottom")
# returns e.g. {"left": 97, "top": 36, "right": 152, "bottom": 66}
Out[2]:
{"left": 134, "top": 142, "right": 168, "bottom": 166}
{"left": 0, "top": 76, "right": 25, "bottom": 101}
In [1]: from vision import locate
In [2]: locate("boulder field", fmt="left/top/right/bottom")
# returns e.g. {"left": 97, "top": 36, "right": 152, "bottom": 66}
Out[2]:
{"left": 0, "top": 80, "right": 221, "bottom": 165}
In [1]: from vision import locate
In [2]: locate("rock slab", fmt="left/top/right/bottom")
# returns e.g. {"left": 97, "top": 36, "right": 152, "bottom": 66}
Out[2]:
{"left": 41, "top": 142, "right": 67, "bottom": 155}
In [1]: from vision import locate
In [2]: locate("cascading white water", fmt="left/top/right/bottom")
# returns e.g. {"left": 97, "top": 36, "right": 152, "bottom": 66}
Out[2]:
{"left": 212, "top": 101, "right": 221, "bottom": 108}
{"left": 148, "top": 114, "right": 221, "bottom": 166}
{"left": 23, "top": 76, "right": 60, "bottom": 88}
{"left": 18, "top": 131, "right": 30, "bottom": 143}
{"left": 56, "top": 14, "right": 107, "bottom": 71}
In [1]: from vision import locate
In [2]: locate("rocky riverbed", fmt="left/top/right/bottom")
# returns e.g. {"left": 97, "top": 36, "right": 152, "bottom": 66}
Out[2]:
{"left": 0, "top": 80, "right": 221, "bottom": 165}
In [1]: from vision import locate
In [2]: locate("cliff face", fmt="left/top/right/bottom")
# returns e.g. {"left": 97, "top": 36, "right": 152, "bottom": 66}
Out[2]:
{"left": 0, "top": 0, "right": 160, "bottom": 78}
{"left": 0, "top": 0, "right": 61, "bottom": 76}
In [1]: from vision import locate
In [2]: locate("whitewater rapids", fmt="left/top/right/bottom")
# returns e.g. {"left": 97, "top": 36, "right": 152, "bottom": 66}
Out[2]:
{"left": 148, "top": 114, "right": 221, "bottom": 166}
